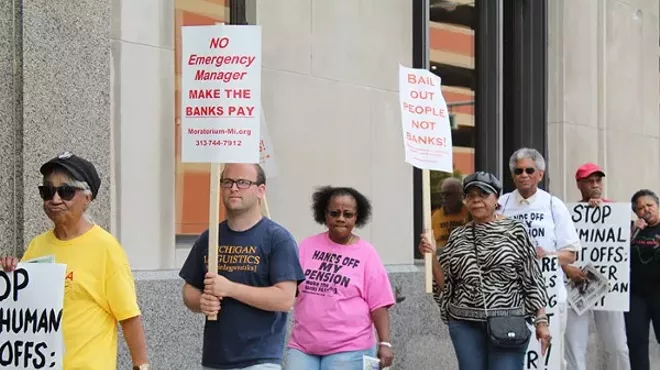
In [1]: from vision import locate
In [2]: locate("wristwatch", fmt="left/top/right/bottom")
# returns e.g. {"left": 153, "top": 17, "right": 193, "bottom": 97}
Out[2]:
{"left": 133, "top": 365, "right": 150, "bottom": 370}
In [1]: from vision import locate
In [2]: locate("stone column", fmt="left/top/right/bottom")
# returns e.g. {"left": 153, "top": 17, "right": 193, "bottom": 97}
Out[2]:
{"left": 0, "top": 0, "right": 23, "bottom": 257}
{"left": 21, "top": 0, "right": 112, "bottom": 243}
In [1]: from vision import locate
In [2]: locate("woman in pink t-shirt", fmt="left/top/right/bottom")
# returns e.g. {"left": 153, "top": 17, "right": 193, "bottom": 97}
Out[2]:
{"left": 285, "top": 186, "right": 396, "bottom": 370}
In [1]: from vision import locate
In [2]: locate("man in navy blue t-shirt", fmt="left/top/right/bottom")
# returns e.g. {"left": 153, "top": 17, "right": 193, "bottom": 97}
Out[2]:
{"left": 179, "top": 163, "right": 305, "bottom": 370}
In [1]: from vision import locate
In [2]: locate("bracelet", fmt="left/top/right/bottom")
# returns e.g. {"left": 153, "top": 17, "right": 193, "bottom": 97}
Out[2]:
{"left": 534, "top": 319, "right": 549, "bottom": 327}
{"left": 379, "top": 341, "right": 392, "bottom": 348}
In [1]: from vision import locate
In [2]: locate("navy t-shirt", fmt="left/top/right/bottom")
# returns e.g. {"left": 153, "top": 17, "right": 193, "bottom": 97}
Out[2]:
{"left": 179, "top": 217, "right": 305, "bottom": 369}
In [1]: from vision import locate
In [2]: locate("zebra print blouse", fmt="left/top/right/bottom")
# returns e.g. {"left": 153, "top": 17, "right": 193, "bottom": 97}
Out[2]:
{"left": 433, "top": 217, "right": 548, "bottom": 323}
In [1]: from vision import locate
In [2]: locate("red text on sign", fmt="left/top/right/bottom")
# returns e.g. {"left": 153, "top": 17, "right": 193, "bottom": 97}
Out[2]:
{"left": 407, "top": 74, "right": 436, "bottom": 86}
{"left": 185, "top": 105, "right": 255, "bottom": 117}
{"left": 225, "top": 89, "right": 251, "bottom": 98}
{"left": 188, "top": 55, "right": 256, "bottom": 68}
{"left": 209, "top": 37, "right": 230, "bottom": 49}
{"left": 409, "top": 90, "right": 435, "bottom": 100}
{"left": 188, "top": 89, "right": 252, "bottom": 100}
{"left": 406, "top": 132, "right": 448, "bottom": 147}
{"left": 194, "top": 70, "right": 247, "bottom": 82}
{"left": 403, "top": 102, "right": 446, "bottom": 117}
{"left": 411, "top": 120, "right": 436, "bottom": 130}
{"left": 189, "top": 89, "right": 222, "bottom": 99}
{"left": 195, "top": 140, "right": 242, "bottom": 147}
{"left": 188, "top": 128, "right": 252, "bottom": 136}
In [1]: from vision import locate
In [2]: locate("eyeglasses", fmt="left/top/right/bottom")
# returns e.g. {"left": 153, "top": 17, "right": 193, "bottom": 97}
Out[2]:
{"left": 219, "top": 178, "right": 261, "bottom": 189}
{"left": 38, "top": 185, "right": 82, "bottom": 201}
{"left": 327, "top": 210, "right": 356, "bottom": 219}
{"left": 514, "top": 167, "right": 536, "bottom": 175}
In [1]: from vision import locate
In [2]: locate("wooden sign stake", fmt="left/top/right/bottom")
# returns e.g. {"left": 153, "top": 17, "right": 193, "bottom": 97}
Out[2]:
{"left": 207, "top": 163, "right": 224, "bottom": 321}
{"left": 422, "top": 169, "right": 433, "bottom": 294}
{"left": 260, "top": 193, "right": 271, "bottom": 218}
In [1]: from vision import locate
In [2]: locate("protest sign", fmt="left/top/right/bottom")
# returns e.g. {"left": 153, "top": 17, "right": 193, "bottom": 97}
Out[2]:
{"left": 0, "top": 263, "right": 66, "bottom": 370}
{"left": 181, "top": 24, "right": 263, "bottom": 320}
{"left": 398, "top": 65, "right": 453, "bottom": 173}
{"left": 567, "top": 203, "right": 630, "bottom": 311}
{"left": 180, "top": 25, "right": 262, "bottom": 163}
{"left": 398, "top": 65, "right": 454, "bottom": 293}
{"left": 525, "top": 256, "right": 561, "bottom": 370}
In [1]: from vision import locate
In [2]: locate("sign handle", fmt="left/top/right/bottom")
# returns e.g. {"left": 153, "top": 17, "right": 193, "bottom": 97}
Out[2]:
{"left": 260, "top": 193, "right": 271, "bottom": 218}
{"left": 422, "top": 169, "right": 433, "bottom": 294}
{"left": 207, "top": 163, "right": 223, "bottom": 321}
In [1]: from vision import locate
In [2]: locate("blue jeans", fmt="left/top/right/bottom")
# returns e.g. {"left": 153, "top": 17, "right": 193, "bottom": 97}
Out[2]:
{"left": 448, "top": 319, "right": 529, "bottom": 370}
{"left": 284, "top": 346, "right": 377, "bottom": 370}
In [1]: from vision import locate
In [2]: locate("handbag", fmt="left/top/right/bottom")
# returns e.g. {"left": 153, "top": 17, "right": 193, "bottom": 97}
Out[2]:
{"left": 472, "top": 225, "right": 531, "bottom": 349}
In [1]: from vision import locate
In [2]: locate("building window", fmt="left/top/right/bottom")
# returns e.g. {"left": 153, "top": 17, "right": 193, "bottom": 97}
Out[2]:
{"left": 428, "top": 1, "right": 476, "bottom": 211}
{"left": 174, "top": 0, "right": 231, "bottom": 247}
{"left": 413, "top": 0, "right": 478, "bottom": 259}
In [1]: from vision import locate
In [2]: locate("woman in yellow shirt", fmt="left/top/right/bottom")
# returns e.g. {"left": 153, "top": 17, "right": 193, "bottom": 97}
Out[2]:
{"left": 1, "top": 152, "right": 149, "bottom": 370}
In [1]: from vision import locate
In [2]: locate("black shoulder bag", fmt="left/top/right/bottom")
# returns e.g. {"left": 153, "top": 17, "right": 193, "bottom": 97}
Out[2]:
{"left": 472, "top": 225, "right": 531, "bottom": 349}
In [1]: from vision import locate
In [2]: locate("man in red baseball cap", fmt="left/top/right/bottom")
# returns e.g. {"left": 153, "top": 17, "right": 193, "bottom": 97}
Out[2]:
{"left": 574, "top": 162, "right": 609, "bottom": 206}
{"left": 564, "top": 162, "right": 630, "bottom": 370}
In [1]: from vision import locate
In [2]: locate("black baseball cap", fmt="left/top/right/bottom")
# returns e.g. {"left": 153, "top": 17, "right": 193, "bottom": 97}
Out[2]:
{"left": 40, "top": 152, "right": 101, "bottom": 200}
{"left": 463, "top": 171, "right": 502, "bottom": 196}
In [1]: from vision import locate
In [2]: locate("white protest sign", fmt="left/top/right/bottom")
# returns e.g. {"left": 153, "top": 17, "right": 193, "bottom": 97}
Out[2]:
{"left": 567, "top": 203, "right": 631, "bottom": 311}
{"left": 259, "top": 108, "right": 278, "bottom": 178}
{"left": 0, "top": 263, "right": 66, "bottom": 370}
{"left": 525, "top": 256, "right": 561, "bottom": 370}
{"left": 181, "top": 25, "right": 262, "bottom": 163}
{"left": 398, "top": 65, "right": 453, "bottom": 172}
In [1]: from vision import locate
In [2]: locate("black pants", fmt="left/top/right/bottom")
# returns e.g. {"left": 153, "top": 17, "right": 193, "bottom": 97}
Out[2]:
{"left": 624, "top": 292, "right": 660, "bottom": 370}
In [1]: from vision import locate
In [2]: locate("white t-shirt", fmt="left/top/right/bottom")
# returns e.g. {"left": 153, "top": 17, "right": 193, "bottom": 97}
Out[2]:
{"left": 498, "top": 189, "right": 580, "bottom": 303}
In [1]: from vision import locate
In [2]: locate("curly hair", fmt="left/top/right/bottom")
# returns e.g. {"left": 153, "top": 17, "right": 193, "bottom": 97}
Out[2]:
{"left": 311, "top": 186, "right": 372, "bottom": 228}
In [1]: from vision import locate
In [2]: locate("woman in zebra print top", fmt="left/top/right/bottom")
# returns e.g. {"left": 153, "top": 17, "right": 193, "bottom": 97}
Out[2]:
{"left": 420, "top": 171, "right": 551, "bottom": 370}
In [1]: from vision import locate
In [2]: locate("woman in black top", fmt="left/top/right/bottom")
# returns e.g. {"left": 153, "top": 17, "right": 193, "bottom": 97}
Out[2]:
{"left": 625, "top": 189, "right": 660, "bottom": 370}
{"left": 419, "top": 171, "right": 551, "bottom": 370}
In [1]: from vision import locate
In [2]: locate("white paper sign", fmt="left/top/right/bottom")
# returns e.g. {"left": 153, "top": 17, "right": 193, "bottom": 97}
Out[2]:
{"left": 398, "top": 65, "right": 453, "bottom": 172}
{"left": 567, "top": 203, "right": 631, "bottom": 311}
{"left": 259, "top": 108, "right": 278, "bottom": 178}
{"left": 525, "top": 256, "right": 561, "bottom": 370}
{"left": 0, "top": 263, "right": 67, "bottom": 370}
{"left": 181, "top": 25, "right": 262, "bottom": 163}
{"left": 362, "top": 355, "right": 380, "bottom": 370}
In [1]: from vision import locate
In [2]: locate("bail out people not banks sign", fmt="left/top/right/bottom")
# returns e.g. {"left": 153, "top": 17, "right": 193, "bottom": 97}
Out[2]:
{"left": 181, "top": 25, "right": 262, "bottom": 163}
{"left": 0, "top": 263, "right": 66, "bottom": 370}
{"left": 397, "top": 65, "right": 453, "bottom": 172}
{"left": 525, "top": 256, "right": 561, "bottom": 370}
{"left": 567, "top": 202, "right": 631, "bottom": 311}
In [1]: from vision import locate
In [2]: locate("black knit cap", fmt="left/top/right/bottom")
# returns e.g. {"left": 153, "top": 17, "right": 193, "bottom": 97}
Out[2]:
{"left": 40, "top": 152, "right": 101, "bottom": 200}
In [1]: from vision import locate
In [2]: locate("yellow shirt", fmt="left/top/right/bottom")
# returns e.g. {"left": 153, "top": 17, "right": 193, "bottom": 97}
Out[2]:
{"left": 22, "top": 225, "right": 141, "bottom": 370}
{"left": 431, "top": 205, "right": 469, "bottom": 248}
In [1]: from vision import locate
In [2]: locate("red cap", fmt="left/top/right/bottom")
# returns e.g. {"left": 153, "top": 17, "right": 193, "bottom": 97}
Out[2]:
{"left": 575, "top": 163, "right": 605, "bottom": 181}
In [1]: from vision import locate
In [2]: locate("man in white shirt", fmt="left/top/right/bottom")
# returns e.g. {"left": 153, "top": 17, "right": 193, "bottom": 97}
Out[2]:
{"left": 498, "top": 148, "right": 579, "bottom": 370}
{"left": 563, "top": 163, "right": 630, "bottom": 370}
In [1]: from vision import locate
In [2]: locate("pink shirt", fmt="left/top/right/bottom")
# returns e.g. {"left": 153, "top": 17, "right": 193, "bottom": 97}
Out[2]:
{"left": 288, "top": 232, "right": 396, "bottom": 355}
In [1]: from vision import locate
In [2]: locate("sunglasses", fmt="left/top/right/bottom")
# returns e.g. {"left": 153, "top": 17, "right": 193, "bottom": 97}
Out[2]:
{"left": 327, "top": 210, "right": 356, "bottom": 219}
{"left": 514, "top": 167, "right": 536, "bottom": 175}
{"left": 38, "top": 185, "right": 82, "bottom": 201}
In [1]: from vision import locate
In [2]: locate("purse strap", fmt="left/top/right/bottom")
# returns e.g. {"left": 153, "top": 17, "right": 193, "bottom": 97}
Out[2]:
{"left": 471, "top": 224, "right": 490, "bottom": 318}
